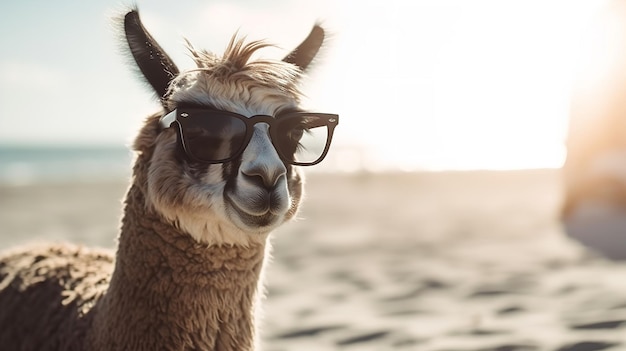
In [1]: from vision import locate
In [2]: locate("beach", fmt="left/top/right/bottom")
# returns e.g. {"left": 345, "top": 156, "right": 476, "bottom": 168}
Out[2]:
{"left": 2, "top": 170, "right": 626, "bottom": 350}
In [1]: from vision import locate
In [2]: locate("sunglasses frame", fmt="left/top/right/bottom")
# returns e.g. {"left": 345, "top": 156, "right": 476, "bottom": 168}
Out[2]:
{"left": 159, "top": 107, "right": 339, "bottom": 166}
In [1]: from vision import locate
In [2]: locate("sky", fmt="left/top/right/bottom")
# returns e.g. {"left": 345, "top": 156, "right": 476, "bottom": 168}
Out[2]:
{"left": 0, "top": 0, "right": 612, "bottom": 170}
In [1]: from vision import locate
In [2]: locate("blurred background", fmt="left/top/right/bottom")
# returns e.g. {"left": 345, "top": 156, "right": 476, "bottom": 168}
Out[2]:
{"left": 4, "top": 1, "right": 626, "bottom": 350}
{"left": 0, "top": 0, "right": 613, "bottom": 181}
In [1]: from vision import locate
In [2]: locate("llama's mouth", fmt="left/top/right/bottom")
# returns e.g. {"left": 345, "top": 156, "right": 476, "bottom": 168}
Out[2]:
{"left": 224, "top": 190, "right": 284, "bottom": 229}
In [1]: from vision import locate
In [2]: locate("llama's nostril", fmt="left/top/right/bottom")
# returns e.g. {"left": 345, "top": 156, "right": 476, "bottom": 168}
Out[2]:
{"left": 242, "top": 172, "right": 266, "bottom": 188}
{"left": 241, "top": 167, "right": 285, "bottom": 189}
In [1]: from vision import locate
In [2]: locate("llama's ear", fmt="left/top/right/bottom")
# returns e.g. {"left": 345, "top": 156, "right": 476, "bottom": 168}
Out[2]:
{"left": 283, "top": 24, "right": 325, "bottom": 71}
{"left": 123, "top": 10, "right": 179, "bottom": 102}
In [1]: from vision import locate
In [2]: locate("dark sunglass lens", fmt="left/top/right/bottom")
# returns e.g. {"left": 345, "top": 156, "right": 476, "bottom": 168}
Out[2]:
{"left": 276, "top": 115, "right": 329, "bottom": 164}
{"left": 179, "top": 111, "right": 246, "bottom": 162}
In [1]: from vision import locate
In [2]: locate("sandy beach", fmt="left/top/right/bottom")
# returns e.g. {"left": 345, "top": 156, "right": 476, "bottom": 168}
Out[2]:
{"left": 2, "top": 170, "right": 626, "bottom": 350}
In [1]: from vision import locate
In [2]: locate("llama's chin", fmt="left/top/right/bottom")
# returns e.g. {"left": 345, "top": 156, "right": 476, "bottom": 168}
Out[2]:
{"left": 231, "top": 208, "right": 282, "bottom": 232}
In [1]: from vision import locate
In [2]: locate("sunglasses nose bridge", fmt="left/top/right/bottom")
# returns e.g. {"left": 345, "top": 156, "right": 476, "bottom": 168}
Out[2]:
{"left": 248, "top": 115, "right": 276, "bottom": 126}
{"left": 248, "top": 115, "right": 279, "bottom": 141}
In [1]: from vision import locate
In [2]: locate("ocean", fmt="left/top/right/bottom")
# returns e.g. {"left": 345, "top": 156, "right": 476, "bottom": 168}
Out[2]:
{"left": 0, "top": 145, "right": 134, "bottom": 185}
{"left": 6, "top": 141, "right": 553, "bottom": 186}
{"left": 0, "top": 144, "right": 379, "bottom": 186}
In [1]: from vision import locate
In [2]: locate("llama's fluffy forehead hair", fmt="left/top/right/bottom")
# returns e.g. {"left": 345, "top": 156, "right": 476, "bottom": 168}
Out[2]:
{"left": 167, "top": 35, "right": 304, "bottom": 109}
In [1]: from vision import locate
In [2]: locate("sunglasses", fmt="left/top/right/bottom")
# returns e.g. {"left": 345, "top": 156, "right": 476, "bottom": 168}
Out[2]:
{"left": 159, "top": 107, "right": 339, "bottom": 166}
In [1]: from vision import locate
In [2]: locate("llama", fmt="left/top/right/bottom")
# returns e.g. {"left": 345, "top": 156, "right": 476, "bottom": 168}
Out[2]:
{"left": 0, "top": 9, "right": 338, "bottom": 350}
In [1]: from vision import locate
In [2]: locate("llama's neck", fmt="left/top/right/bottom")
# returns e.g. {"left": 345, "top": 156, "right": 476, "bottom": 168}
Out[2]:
{"left": 88, "top": 183, "right": 266, "bottom": 351}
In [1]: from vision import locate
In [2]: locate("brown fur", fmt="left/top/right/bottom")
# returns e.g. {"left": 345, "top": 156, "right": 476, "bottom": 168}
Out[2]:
{"left": 0, "top": 10, "right": 325, "bottom": 350}
{"left": 0, "top": 244, "right": 112, "bottom": 350}
{"left": 85, "top": 183, "right": 266, "bottom": 350}
{"left": 0, "top": 183, "right": 266, "bottom": 351}
{"left": 0, "top": 138, "right": 269, "bottom": 350}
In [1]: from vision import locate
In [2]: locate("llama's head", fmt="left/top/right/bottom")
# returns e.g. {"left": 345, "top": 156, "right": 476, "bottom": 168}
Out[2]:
{"left": 122, "top": 10, "right": 337, "bottom": 246}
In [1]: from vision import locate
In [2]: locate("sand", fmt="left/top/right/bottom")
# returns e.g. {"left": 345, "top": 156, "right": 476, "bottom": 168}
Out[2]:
{"left": 1, "top": 170, "right": 626, "bottom": 351}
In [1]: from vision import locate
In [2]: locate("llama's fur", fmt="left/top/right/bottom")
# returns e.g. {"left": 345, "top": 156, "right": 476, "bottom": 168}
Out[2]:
{"left": 0, "top": 8, "right": 326, "bottom": 350}
{"left": 0, "top": 244, "right": 112, "bottom": 350}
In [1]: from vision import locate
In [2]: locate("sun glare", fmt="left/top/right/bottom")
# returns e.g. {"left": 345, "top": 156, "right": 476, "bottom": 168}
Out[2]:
{"left": 309, "top": 0, "right": 611, "bottom": 171}
{"left": 0, "top": 1, "right": 615, "bottom": 171}
{"left": 571, "top": 3, "right": 626, "bottom": 119}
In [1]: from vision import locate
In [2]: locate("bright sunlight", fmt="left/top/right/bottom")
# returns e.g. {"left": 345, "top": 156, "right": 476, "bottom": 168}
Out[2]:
{"left": 308, "top": 0, "right": 611, "bottom": 171}
{"left": 0, "top": 0, "right": 615, "bottom": 171}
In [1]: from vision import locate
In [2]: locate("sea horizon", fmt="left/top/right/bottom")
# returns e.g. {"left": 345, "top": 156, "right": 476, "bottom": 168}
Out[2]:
{"left": 0, "top": 143, "right": 561, "bottom": 186}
